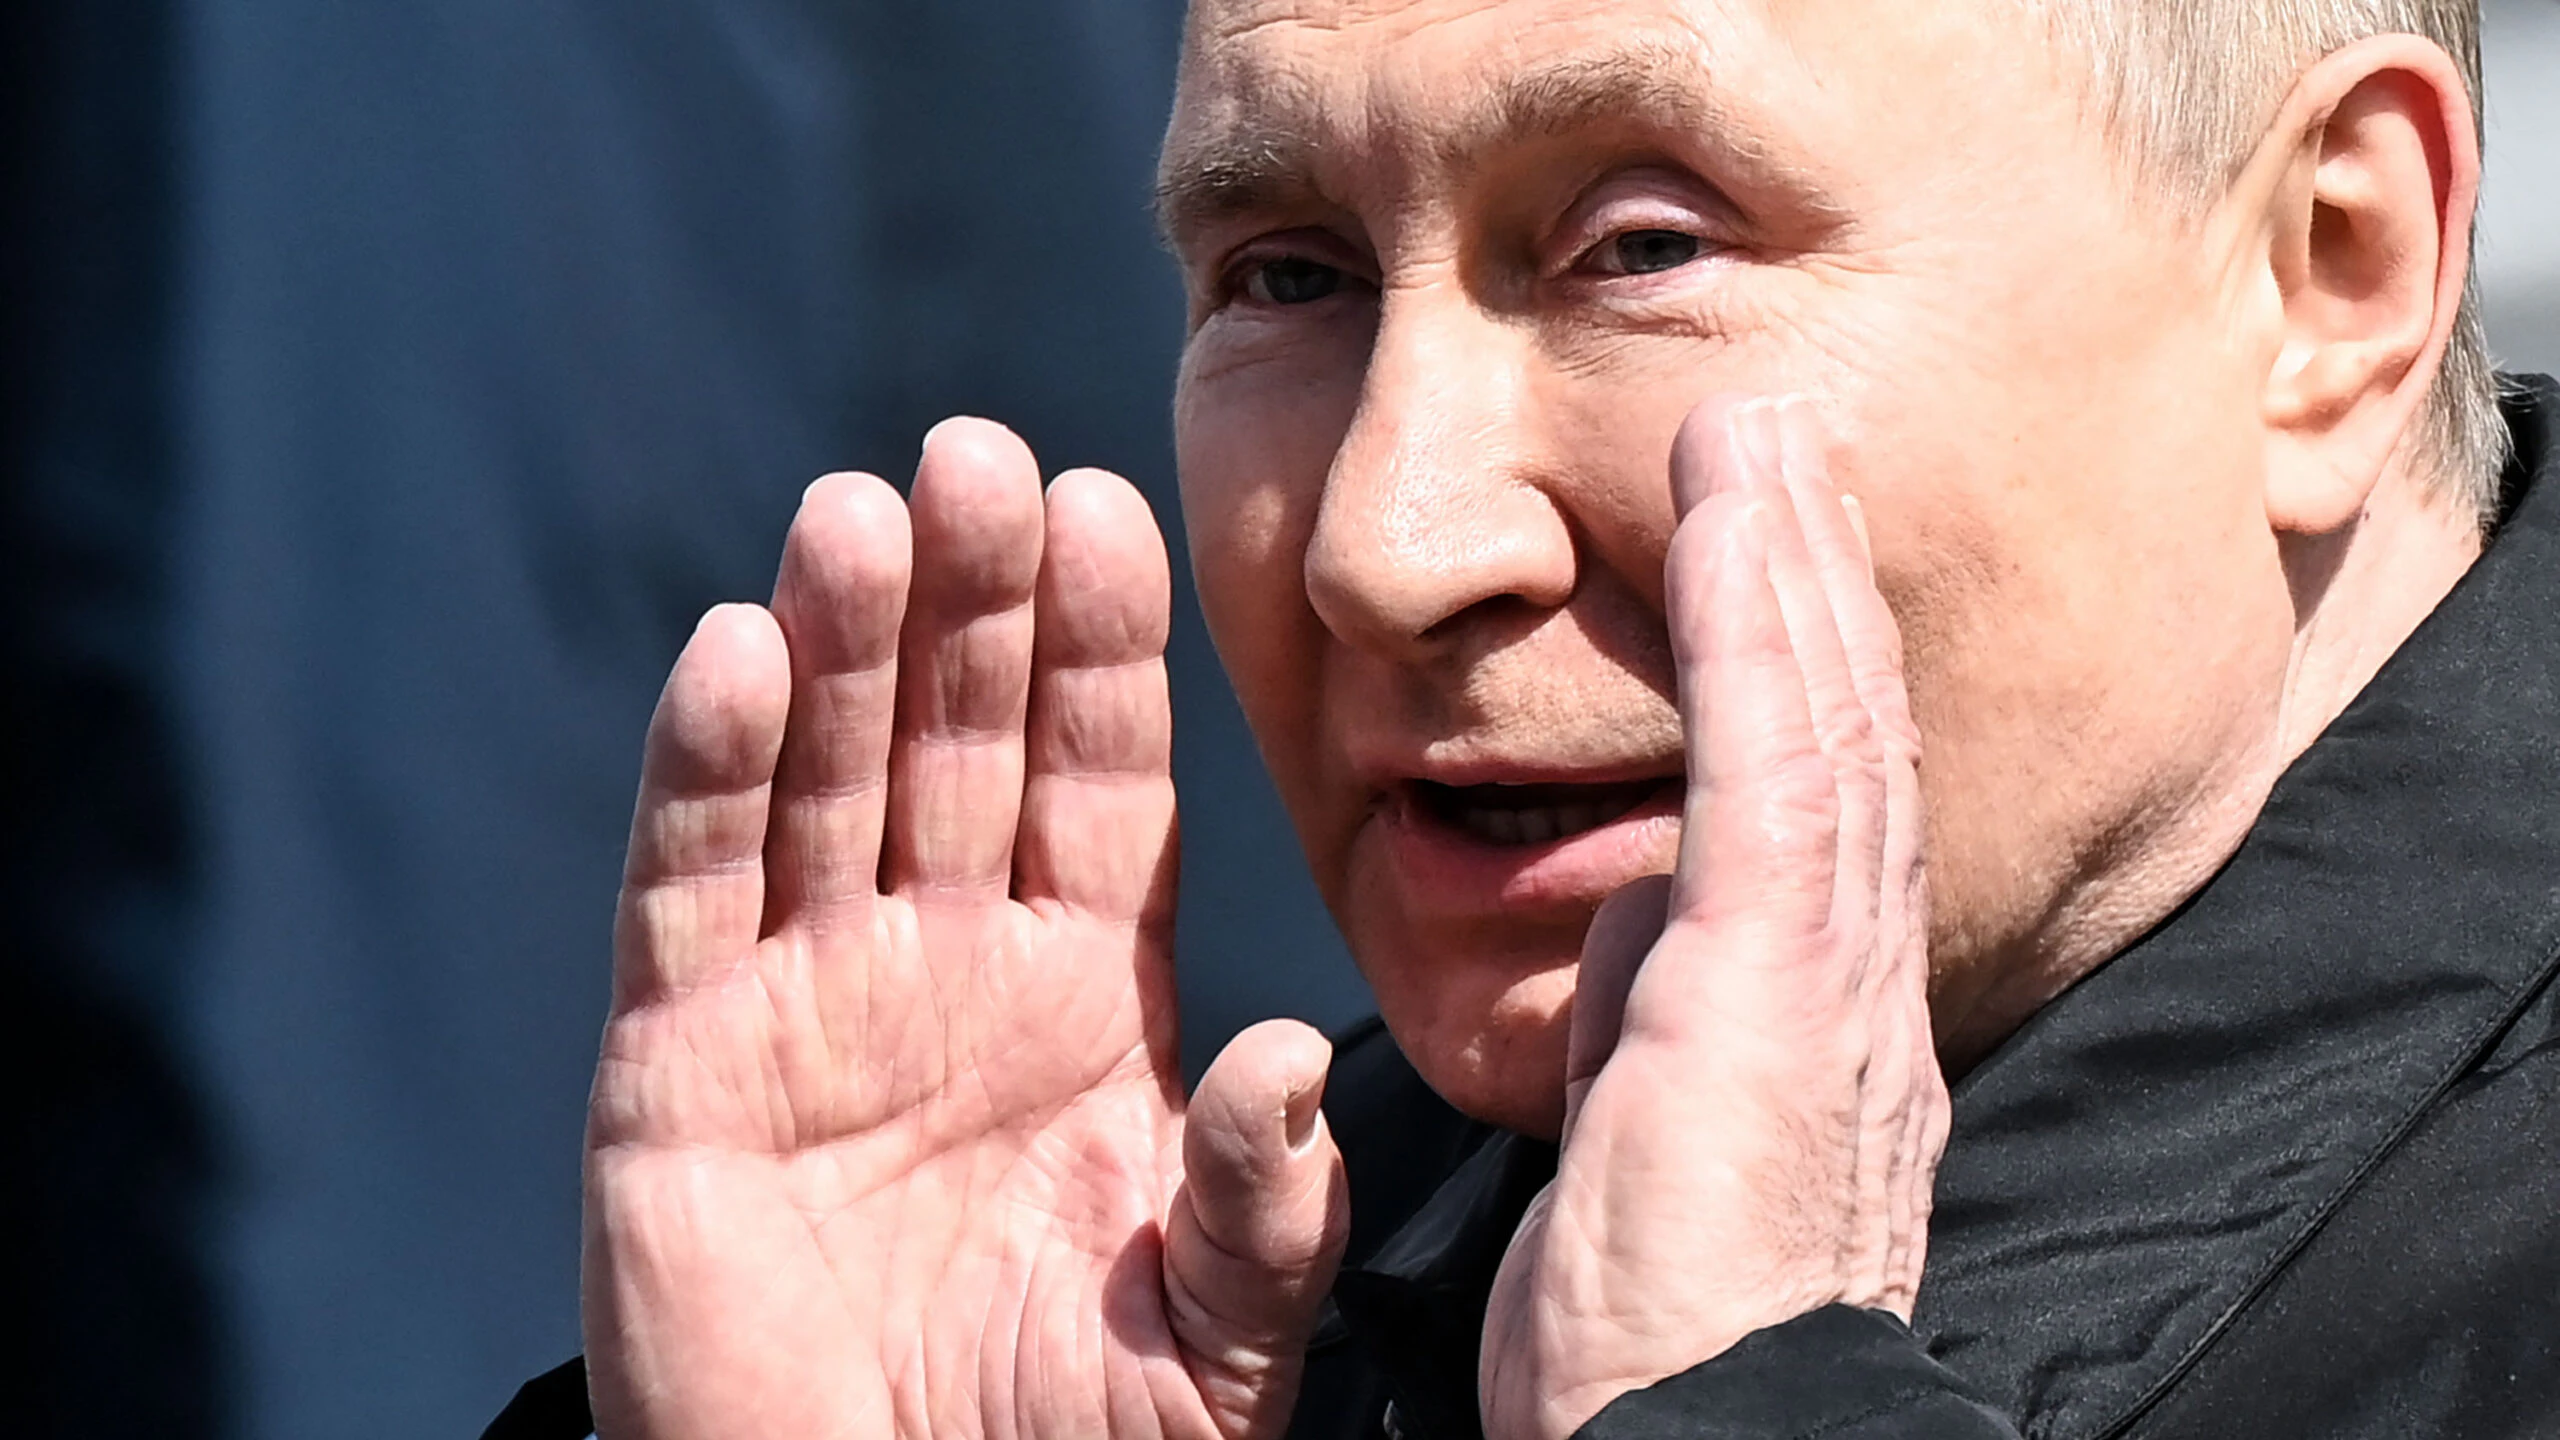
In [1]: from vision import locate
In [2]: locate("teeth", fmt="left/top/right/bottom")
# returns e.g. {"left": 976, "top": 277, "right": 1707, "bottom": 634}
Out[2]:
{"left": 1424, "top": 777, "right": 1674, "bottom": 849}
{"left": 1464, "top": 807, "right": 1525, "bottom": 845}
{"left": 1455, "top": 803, "right": 1617, "bottom": 848}
{"left": 1516, "top": 808, "right": 1559, "bottom": 846}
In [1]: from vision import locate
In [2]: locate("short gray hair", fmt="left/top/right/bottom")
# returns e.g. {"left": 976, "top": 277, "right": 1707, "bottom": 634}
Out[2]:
{"left": 2046, "top": 0, "right": 2507, "bottom": 521}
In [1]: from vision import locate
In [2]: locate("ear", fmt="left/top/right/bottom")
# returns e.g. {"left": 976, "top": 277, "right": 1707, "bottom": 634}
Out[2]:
{"left": 2236, "top": 35, "right": 2480, "bottom": 536}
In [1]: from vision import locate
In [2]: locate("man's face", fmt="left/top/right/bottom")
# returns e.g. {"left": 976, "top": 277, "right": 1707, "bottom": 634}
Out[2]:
{"left": 1164, "top": 0, "right": 2301, "bottom": 1135}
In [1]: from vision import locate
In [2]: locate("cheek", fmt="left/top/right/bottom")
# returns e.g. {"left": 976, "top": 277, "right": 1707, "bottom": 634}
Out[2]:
{"left": 1773, "top": 212, "right": 2256, "bottom": 627}
{"left": 1173, "top": 338, "right": 1364, "bottom": 841}
{"left": 1341, "top": 872, "right": 1585, "bottom": 1139}
{"left": 1814, "top": 240, "right": 2270, "bottom": 677}
{"left": 1174, "top": 318, "right": 1368, "bottom": 594}
{"left": 1801, "top": 250, "right": 2291, "bottom": 976}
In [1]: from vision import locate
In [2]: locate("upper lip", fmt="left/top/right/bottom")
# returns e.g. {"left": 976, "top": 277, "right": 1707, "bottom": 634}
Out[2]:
{"left": 1356, "top": 752, "right": 1686, "bottom": 792}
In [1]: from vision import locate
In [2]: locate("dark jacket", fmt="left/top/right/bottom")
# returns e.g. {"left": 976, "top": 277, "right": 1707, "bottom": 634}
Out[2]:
{"left": 490, "top": 375, "right": 2560, "bottom": 1440}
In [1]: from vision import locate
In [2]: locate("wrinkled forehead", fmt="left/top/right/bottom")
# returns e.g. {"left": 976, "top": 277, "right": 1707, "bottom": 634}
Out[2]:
{"left": 1164, "top": 1, "right": 1774, "bottom": 230}
{"left": 1179, "top": 0, "right": 1744, "bottom": 82}
{"left": 1158, "top": 0, "right": 2076, "bottom": 256}
{"left": 1169, "top": 0, "right": 1751, "bottom": 156}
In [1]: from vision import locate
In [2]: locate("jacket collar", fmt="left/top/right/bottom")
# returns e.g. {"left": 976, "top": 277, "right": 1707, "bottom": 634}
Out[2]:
{"left": 1331, "top": 1129, "right": 1556, "bottom": 1440}
{"left": 1331, "top": 375, "right": 2560, "bottom": 1440}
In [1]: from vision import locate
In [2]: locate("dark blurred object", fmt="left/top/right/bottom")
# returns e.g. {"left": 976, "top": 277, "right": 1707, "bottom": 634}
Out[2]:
{"left": 3, "top": 0, "right": 226, "bottom": 1435}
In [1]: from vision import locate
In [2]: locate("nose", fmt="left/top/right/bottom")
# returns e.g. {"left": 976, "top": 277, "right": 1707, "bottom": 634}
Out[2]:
{"left": 1303, "top": 291, "right": 1576, "bottom": 662}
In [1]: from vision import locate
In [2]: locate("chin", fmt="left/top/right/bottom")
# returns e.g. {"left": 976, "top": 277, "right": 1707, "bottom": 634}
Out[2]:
{"left": 1318, "top": 778, "right": 1686, "bottom": 1138}
{"left": 1362, "top": 946, "right": 1578, "bottom": 1140}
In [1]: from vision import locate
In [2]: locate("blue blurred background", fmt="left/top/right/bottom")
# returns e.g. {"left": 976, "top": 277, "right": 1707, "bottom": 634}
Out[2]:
{"left": 4, "top": 4, "right": 2554, "bottom": 1437}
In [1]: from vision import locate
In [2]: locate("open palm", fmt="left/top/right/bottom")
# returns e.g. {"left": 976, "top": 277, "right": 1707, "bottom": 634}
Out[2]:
{"left": 582, "top": 420, "right": 1346, "bottom": 1440}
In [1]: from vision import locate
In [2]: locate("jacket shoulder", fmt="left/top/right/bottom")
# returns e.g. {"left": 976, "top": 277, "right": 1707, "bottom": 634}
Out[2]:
{"left": 2132, "top": 1020, "right": 2560, "bottom": 1438}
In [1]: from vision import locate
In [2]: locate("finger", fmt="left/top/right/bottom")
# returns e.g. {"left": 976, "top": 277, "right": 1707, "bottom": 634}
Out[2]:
{"left": 1014, "top": 468, "right": 1177, "bottom": 926}
{"left": 1729, "top": 406, "right": 1894, "bottom": 972}
{"left": 762, "top": 473, "right": 912, "bottom": 932}
{"left": 1655, "top": 493, "right": 1838, "bottom": 968}
{"left": 1884, "top": 999, "right": 1945, "bottom": 1312}
{"left": 882, "top": 418, "right": 1046, "bottom": 898}
{"left": 1672, "top": 398, "right": 1875, "bottom": 785}
{"left": 1747, "top": 403, "right": 1876, "bottom": 777}
{"left": 614, "top": 604, "right": 791, "bottom": 1008}
{"left": 1667, "top": 393, "right": 1762, "bottom": 517}
{"left": 1840, "top": 492, "right": 1874, "bottom": 570}
{"left": 1564, "top": 874, "right": 1674, "bottom": 1144}
{"left": 1165, "top": 1020, "right": 1351, "bottom": 1435}
{"left": 1773, "top": 402, "right": 1927, "bottom": 980}
{"left": 1773, "top": 399, "right": 1912, "bottom": 756}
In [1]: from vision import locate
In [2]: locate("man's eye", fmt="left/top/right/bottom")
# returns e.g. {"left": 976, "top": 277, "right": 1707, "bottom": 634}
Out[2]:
{"left": 1243, "top": 257, "right": 1345, "bottom": 306}
{"left": 1596, "top": 229, "right": 1703, "bottom": 276}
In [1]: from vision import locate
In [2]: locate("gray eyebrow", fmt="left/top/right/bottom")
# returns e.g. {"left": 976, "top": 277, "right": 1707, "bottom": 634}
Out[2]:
{"left": 1154, "top": 34, "right": 1837, "bottom": 255}
{"left": 1484, "top": 43, "right": 1735, "bottom": 150}
{"left": 1153, "top": 126, "right": 1324, "bottom": 253}
{"left": 1466, "top": 43, "right": 1812, "bottom": 204}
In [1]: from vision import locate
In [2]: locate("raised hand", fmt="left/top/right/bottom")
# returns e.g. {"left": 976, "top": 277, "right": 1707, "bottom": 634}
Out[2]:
{"left": 582, "top": 420, "right": 1348, "bottom": 1440}
{"left": 1480, "top": 397, "right": 1949, "bottom": 1440}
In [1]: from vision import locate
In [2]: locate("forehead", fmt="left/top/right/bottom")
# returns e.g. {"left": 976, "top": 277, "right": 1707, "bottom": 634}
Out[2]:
{"left": 1170, "top": 0, "right": 1748, "bottom": 157}
{"left": 1177, "top": 0, "right": 2010, "bottom": 94}
{"left": 1158, "top": 0, "right": 2039, "bottom": 246}
{"left": 1164, "top": 1, "right": 1739, "bottom": 230}
{"left": 1184, "top": 0, "right": 1734, "bottom": 72}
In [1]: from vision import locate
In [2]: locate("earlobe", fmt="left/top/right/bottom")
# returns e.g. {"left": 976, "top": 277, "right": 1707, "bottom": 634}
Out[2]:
{"left": 2264, "top": 342, "right": 2406, "bottom": 533}
{"left": 2251, "top": 39, "right": 2478, "bottom": 537}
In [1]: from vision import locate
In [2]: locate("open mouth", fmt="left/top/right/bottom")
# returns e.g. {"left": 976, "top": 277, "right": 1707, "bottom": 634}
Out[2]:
{"left": 1406, "top": 777, "right": 1681, "bottom": 849}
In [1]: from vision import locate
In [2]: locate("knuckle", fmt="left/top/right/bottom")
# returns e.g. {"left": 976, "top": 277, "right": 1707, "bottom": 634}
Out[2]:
{"left": 1753, "top": 753, "right": 1843, "bottom": 846}
{"left": 1817, "top": 701, "right": 1882, "bottom": 768}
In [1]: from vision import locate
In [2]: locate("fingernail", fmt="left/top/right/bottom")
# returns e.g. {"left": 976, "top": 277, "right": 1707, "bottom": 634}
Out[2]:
{"left": 1778, "top": 396, "right": 1824, "bottom": 485}
{"left": 1714, "top": 409, "right": 1773, "bottom": 498}
{"left": 1734, "top": 498, "right": 1772, "bottom": 556}
{"left": 1742, "top": 402, "right": 1785, "bottom": 478}
{"left": 919, "top": 415, "right": 1000, "bottom": 457}
{"left": 1711, "top": 503, "right": 1769, "bottom": 610}
{"left": 691, "top": 602, "right": 765, "bottom": 646}
{"left": 1840, "top": 493, "right": 1876, "bottom": 568}
{"left": 1284, "top": 1079, "right": 1324, "bottom": 1153}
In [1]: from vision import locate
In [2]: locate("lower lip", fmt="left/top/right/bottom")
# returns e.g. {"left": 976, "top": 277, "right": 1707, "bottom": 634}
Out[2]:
{"left": 1371, "top": 789, "right": 1684, "bottom": 918}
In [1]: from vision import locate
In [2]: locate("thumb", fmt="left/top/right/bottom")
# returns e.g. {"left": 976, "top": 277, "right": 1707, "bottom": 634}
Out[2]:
{"left": 1565, "top": 874, "right": 1674, "bottom": 1144}
{"left": 1166, "top": 1018, "right": 1351, "bottom": 1439}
